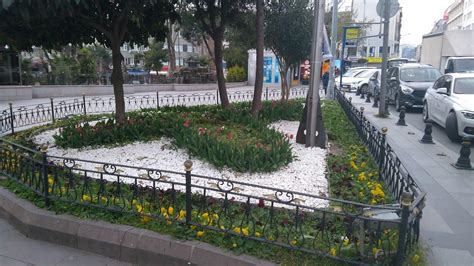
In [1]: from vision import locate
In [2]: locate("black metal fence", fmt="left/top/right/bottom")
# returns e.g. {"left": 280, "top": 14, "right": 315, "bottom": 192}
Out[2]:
{"left": 0, "top": 87, "right": 425, "bottom": 265}
{"left": 0, "top": 87, "right": 308, "bottom": 135}
{"left": 335, "top": 89, "right": 426, "bottom": 260}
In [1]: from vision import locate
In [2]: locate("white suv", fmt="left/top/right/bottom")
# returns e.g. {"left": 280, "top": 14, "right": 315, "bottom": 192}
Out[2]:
{"left": 423, "top": 73, "right": 474, "bottom": 141}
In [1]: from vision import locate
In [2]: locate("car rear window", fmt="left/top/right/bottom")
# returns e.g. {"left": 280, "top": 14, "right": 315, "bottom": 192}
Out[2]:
{"left": 454, "top": 78, "right": 474, "bottom": 94}
{"left": 400, "top": 68, "right": 442, "bottom": 82}
{"left": 454, "top": 59, "right": 474, "bottom": 73}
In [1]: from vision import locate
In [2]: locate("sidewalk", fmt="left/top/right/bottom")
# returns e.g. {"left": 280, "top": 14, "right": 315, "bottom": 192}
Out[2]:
{"left": 0, "top": 218, "right": 131, "bottom": 266}
{"left": 345, "top": 93, "right": 473, "bottom": 266}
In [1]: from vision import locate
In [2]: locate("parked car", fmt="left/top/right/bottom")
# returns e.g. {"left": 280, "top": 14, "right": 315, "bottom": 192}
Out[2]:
{"left": 444, "top": 57, "right": 474, "bottom": 74}
{"left": 388, "top": 58, "right": 417, "bottom": 68}
{"left": 368, "top": 69, "right": 381, "bottom": 97}
{"left": 350, "top": 69, "right": 380, "bottom": 94}
{"left": 386, "top": 64, "right": 442, "bottom": 111}
{"left": 423, "top": 73, "right": 474, "bottom": 141}
{"left": 338, "top": 67, "right": 375, "bottom": 91}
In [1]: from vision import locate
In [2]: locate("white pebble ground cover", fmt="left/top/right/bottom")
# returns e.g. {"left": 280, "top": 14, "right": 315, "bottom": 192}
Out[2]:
{"left": 33, "top": 121, "right": 328, "bottom": 208}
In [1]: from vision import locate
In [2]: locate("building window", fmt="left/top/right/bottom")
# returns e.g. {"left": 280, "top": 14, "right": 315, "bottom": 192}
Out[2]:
{"left": 379, "top": 46, "right": 384, "bottom": 55}
{"left": 369, "top": 46, "right": 376, "bottom": 57}
{"left": 182, "top": 44, "right": 188, "bottom": 52}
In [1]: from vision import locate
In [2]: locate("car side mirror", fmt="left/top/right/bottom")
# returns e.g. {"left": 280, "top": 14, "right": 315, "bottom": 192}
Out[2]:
{"left": 444, "top": 68, "right": 450, "bottom": 74}
{"left": 437, "top": 87, "right": 448, "bottom": 95}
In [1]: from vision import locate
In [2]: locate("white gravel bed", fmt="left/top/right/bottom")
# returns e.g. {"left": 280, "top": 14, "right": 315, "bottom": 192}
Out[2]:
{"left": 33, "top": 120, "right": 328, "bottom": 208}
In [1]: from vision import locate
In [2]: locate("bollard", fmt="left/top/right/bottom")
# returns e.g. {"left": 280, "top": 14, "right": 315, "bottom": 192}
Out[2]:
{"left": 396, "top": 106, "right": 407, "bottom": 126}
{"left": 360, "top": 89, "right": 365, "bottom": 99}
{"left": 384, "top": 100, "right": 389, "bottom": 115}
{"left": 349, "top": 97, "right": 352, "bottom": 103}
{"left": 184, "top": 160, "right": 193, "bottom": 225}
{"left": 419, "top": 120, "right": 435, "bottom": 144}
{"left": 452, "top": 137, "right": 472, "bottom": 170}
{"left": 365, "top": 93, "right": 371, "bottom": 103}
{"left": 355, "top": 88, "right": 360, "bottom": 96}
{"left": 372, "top": 96, "right": 379, "bottom": 108}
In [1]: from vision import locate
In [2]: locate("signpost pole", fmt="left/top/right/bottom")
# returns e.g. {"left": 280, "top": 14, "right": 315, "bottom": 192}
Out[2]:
{"left": 339, "top": 27, "right": 347, "bottom": 89}
{"left": 327, "top": 0, "right": 338, "bottom": 100}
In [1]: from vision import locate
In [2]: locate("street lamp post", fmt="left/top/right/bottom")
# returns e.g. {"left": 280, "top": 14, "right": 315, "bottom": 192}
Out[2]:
{"left": 306, "top": 0, "right": 326, "bottom": 147}
{"left": 378, "top": 0, "right": 391, "bottom": 117}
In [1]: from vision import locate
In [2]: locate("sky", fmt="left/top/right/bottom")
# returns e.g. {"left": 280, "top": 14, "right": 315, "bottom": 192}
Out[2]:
{"left": 398, "top": 0, "right": 450, "bottom": 45}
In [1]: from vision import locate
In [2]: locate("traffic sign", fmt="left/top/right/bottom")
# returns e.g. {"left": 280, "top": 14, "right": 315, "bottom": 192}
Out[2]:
{"left": 376, "top": 0, "right": 400, "bottom": 18}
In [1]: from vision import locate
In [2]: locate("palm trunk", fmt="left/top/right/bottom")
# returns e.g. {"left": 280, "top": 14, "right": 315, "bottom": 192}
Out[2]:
{"left": 111, "top": 41, "right": 126, "bottom": 123}
{"left": 251, "top": 0, "right": 264, "bottom": 118}
{"left": 213, "top": 35, "right": 229, "bottom": 107}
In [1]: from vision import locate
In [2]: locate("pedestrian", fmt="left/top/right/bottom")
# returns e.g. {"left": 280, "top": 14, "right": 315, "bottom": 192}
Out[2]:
{"left": 322, "top": 71, "right": 329, "bottom": 95}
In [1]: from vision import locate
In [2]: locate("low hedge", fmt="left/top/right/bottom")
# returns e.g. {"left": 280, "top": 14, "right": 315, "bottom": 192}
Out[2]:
{"left": 52, "top": 100, "right": 304, "bottom": 173}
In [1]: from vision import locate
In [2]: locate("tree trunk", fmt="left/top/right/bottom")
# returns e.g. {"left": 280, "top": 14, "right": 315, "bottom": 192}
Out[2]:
{"left": 251, "top": 0, "right": 264, "bottom": 118}
{"left": 111, "top": 41, "right": 126, "bottom": 123}
{"left": 166, "top": 21, "right": 176, "bottom": 77}
{"left": 296, "top": 93, "right": 326, "bottom": 148}
{"left": 279, "top": 64, "right": 290, "bottom": 100}
{"left": 213, "top": 35, "right": 230, "bottom": 107}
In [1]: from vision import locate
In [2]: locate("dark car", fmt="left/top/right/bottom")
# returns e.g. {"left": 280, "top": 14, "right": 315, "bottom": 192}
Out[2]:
{"left": 368, "top": 69, "right": 381, "bottom": 97}
{"left": 386, "top": 64, "right": 442, "bottom": 111}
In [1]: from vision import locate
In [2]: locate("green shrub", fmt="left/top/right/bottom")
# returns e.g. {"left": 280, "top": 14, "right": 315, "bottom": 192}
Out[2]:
{"left": 52, "top": 101, "right": 302, "bottom": 173}
{"left": 226, "top": 66, "right": 246, "bottom": 82}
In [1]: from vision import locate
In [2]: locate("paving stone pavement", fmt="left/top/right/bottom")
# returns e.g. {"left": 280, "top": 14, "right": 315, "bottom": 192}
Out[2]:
{"left": 0, "top": 218, "right": 131, "bottom": 266}
{"left": 343, "top": 92, "right": 474, "bottom": 266}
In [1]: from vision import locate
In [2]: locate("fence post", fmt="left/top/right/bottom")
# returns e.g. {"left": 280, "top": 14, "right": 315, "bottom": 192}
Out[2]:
{"left": 41, "top": 150, "right": 50, "bottom": 208}
{"left": 156, "top": 91, "right": 160, "bottom": 108}
{"left": 216, "top": 89, "right": 219, "bottom": 105}
{"left": 50, "top": 98, "right": 55, "bottom": 123}
{"left": 82, "top": 94, "right": 87, "bottom": 115}
{"left": 8, "top": 103, "right": 15, "bottom": 135}
{"left": 379, "top": 127, "right": 388, "bottom": 170}
{"left": 395, "top": 192, "right": 413, "bottom": 266}
{"left": 184, "top": 160, "right": 193, "bottom": 225}
{"left": 265, "top": 87, "right": 269, "bottom": 101}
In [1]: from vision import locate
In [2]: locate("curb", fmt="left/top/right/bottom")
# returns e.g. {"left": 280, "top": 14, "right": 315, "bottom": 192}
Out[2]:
{"left": 0, "top": 186, "right": 274, "bottom": 266}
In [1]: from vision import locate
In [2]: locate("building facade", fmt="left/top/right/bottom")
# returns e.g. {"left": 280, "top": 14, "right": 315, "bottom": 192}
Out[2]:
{"left": 348, "top": 0, "right": 402, "bottom": 59}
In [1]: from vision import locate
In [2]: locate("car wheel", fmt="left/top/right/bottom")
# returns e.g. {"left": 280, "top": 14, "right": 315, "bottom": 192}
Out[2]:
{"left": 422, "top": 102, "right": 429, "bottom": 122}
{"left": 395, "top": 94, "right": 401, "bottom": 112}
{"left": 446, "top": 112, "right": 461, "bottom": 142}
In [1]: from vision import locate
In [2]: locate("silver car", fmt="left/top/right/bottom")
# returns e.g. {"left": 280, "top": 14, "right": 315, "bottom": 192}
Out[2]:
{"left": 423, "top": 73, "right": 474, "bottom": 141}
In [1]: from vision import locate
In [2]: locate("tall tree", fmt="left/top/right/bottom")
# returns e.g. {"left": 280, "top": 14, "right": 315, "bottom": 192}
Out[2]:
{"left": 143, "top": 40, "right": 168, "bottom": 71}
{"left": 186, "top": 0, "right": 250, "bottom": 108}
{"left": 76, "top": 47, "right": 97, "bottom": 85}
{"left": 0, "top": 0, "right": 175, "bottom": 123}
{"left": 265, "top": 0, "right": 313, "bottom": 100}
{"left": 250, "top": 0, "right": 264, "bottom": 117}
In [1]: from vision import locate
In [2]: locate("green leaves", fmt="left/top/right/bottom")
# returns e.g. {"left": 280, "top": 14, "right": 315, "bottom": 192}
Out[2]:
{"left": 52, "top": 101, "right": 302, "bottom": 173}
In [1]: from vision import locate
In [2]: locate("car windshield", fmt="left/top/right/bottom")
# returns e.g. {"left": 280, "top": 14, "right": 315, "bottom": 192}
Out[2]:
{"left": 454, "top": 77, "right": 474, "bottom": 94}
{"left": 454, "top": 59, "right": 474, "bottom": 73}
{"left": 400, "top": 68, "right": 441, "bottom": 82}
{"left": 357, "top": 70, "right": 376, "bottom": 78}
{"left": 343, "top": 69, "right": 364, "bottom": 77}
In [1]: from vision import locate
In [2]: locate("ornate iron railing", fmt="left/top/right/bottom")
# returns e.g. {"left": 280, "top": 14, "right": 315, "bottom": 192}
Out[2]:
{"left": 335, "top": 89, "right": 426, "bottom": 261}
{"left": 1, "top": 137, "right": 406, "bottom": 265}
{"left": 0, "top": 86, "right": 425, "bottom": 264}
{"left": 0, "top": 87, "right": 308, "bottom": 135}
